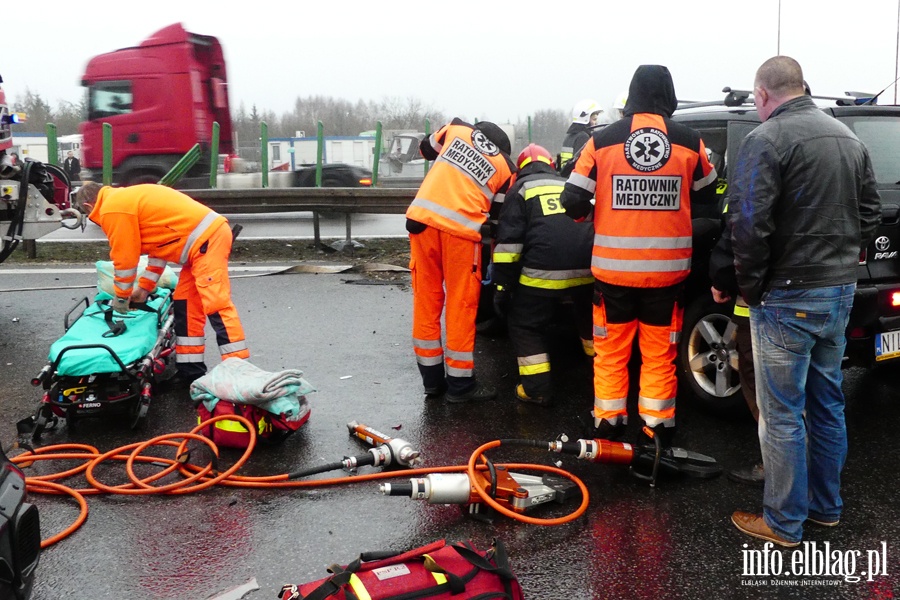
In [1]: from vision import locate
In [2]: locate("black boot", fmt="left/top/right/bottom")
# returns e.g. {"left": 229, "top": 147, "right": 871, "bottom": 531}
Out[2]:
{"left": 727, "top": 462, "right": 765, "bottom": 487}
{"left": 593, "top": 419, "right": 626, "bottom": 441}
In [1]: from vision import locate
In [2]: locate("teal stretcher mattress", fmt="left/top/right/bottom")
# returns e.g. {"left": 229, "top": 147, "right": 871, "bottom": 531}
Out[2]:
{"left": 48, "top": 289, "right": 173, "bottom": 377}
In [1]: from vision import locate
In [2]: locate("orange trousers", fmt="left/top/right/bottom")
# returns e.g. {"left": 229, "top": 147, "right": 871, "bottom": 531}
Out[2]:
{"left": 591, "top": 282, "right": 681, "bottom": 429}
{"left": 409, "top": 226, "right": 482, "bottom": 396}
{"left": 173, "top": 221, "right": 249, "bottom": 377}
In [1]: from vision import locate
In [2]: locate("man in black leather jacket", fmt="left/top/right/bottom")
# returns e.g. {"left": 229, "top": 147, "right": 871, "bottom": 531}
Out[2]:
{"left": 729, "top": 56, "right": 881, "bottom": 549}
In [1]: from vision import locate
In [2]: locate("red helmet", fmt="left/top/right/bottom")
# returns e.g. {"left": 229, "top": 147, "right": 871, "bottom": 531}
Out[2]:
{"left": 516, "top": 144, "right": 554, "bottom": 170}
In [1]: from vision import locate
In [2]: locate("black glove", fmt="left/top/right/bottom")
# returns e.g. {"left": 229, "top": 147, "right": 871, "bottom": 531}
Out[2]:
{"left": 493, "top": 286, "right": 512, "bottom": 319}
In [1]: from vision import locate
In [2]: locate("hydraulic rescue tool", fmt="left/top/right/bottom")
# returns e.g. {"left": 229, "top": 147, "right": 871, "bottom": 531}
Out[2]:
{"left": 380, "top": 429, "right": 720, "bottom": 520}
{"left": 346, "top": 420, "right": 423, "bottom": 469}
{"left": 380, "top": 469, "right": 579, "bottom": 516}
{"left": 547, "top": 427, "right": 722, "bottom": 487}
{"left": 282, "top": 421, "right": 424, "bottom": 479}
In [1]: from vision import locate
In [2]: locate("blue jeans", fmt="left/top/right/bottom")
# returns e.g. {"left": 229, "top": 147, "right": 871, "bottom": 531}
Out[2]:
{"left": 749, "top": 284, "right": 855, "bottom": 543}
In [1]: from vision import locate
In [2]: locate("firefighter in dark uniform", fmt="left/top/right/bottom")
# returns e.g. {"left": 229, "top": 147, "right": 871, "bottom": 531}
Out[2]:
{"left": 560, "top": 65, "right": 718, "bottom": 445}
{"left": 558, "top": 99, "right": 603, "bottom": 177}
{"left": 492, "top": 144, "right": 595, "bottom": 405}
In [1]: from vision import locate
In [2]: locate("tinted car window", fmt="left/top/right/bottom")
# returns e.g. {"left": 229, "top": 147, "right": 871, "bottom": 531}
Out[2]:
{"left": 840, "top": 116, "right": 900, "bottom": 185}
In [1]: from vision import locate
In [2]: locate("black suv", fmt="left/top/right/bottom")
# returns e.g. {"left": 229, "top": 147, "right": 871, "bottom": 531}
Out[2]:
{"left": 672, "top": 90, "right": 900, "bottom": 415}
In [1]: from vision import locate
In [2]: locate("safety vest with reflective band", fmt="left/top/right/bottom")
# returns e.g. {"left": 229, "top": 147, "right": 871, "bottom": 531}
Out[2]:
{"left": 407, "top": 120, "right": 514, "bottom": 242}
{"left": 562, "top": 113, "right": 717, "bottom": 288}
{"left": 492, "top": 163, "right": 594, "bottom": 296}
{"left": 89, "top": 184, "right": 228, "bottom": 300}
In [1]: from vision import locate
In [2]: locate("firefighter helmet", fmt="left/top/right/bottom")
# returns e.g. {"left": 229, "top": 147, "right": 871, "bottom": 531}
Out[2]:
{"left": 572, "top": 99, "right": 602, "bottom": 125}
{"left": 516, "top": 144, "right": 554, "bottom": 170}
{"left": 613, "top": 92, "right": 628, "bottom": 119}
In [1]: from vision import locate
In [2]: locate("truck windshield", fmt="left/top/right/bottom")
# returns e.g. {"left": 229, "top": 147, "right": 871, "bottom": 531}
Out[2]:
{"left": 840, "top": 116, "right": 900, "bottom": 186}
{"left": 87, "top": 81, "right": 134, "bottom": 120}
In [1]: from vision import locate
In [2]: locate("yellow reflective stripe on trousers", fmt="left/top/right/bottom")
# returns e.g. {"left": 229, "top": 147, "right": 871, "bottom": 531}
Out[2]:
{"left": 733, "top": 303, "right": 750, "bottom": 317}
{"left": 349, "top": 574, "right": 372, "bottom": 600}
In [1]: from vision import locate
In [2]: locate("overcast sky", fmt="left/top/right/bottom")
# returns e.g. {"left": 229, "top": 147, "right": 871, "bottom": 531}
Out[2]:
{"left": 6, "top": 0, "right": 900, "bottom": 124}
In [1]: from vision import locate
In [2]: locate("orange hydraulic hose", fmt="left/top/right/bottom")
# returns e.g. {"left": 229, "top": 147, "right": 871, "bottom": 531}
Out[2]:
{"left": 13, "top": 416, "right": 590, "bottom": 548}
{"left": 22, "top": 479, "right": 88, "bottom": 549}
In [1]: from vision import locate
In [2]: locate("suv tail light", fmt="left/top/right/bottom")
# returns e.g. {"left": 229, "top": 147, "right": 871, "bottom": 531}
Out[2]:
{"left": 859, "top": 248, "right": 867, "bottom": 265}
{"left": 881, "top": 288, "right": 900, "bottom": 315}
{"left": 891, "top": 291, "right": 900, "bottom": 309}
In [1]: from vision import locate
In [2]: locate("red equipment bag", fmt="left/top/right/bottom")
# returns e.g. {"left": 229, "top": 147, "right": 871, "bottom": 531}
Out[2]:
{"left": 196, "top": 399, "right": 309, "bottom": 449}
{"left": 278, "top": 538, "right": 524, "bottom": 600}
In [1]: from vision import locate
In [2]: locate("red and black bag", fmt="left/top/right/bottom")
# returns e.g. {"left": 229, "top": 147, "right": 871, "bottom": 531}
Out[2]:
{"left": 279, "top": 538, "right": 524, "bottom": 600}
{"left": 196, "top": 399, "right": 309, "bottom": 449}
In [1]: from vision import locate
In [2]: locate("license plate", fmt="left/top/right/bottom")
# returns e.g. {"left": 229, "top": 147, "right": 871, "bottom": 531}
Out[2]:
{"left": 875, "top": 330, "right": 900, "bottom": 361}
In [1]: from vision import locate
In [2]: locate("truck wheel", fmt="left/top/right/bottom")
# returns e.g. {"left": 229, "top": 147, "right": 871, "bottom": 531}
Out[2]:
{"left": 678, "top": 296, "right": 745, "bottom": 416}
{"left": 125, "top": 172, "right": 163, "bottom": 186}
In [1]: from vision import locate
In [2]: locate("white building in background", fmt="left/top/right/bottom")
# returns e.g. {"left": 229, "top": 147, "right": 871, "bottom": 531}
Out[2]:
{"left": 9, "top": 132, "right": 83, "bottom": 164}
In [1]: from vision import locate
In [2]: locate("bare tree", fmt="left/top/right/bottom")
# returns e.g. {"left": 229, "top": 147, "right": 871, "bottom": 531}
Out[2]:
{"left": 11, "top": 89, "right": 53, "bottom": 134}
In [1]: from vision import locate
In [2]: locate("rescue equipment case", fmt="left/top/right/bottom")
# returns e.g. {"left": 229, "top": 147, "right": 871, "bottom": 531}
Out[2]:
{"left": 279, "top": 538, "right": 524, "bottom": 600}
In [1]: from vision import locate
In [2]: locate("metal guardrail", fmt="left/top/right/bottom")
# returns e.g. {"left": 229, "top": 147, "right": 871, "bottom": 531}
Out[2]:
{"left": 184, "top": 187, "right": 417, "bottom": 248}
{"left": 184, "top": 187, "right": 415, "bottom": 214}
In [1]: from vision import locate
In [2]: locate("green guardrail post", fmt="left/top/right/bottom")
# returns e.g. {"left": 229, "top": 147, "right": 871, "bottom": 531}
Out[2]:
{"left": 158, "top": 144, "right": 201, "bottom": 187}
{"left": 261, "top": 121, "right": 269, "bottom": 189}
{"left": 46, "top": 124, "right": 59, "bottom": 166}
{"left": 424, "top": 119, "right": 431, "bottom": 176}
{"left": 372, "top": 121, "right": 382, "bottom": 187}
{"left": 316, "top": 121, "right": 324, "bottom": 187}
{"left": 209, "top": 121, "right": 220, "bottom": 188}
{"left": 102, "top": 123, "right": 113, "bottom": 186}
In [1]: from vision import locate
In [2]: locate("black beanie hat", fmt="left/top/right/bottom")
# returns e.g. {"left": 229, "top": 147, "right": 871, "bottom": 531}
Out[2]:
{"left": 474, "top": 121, "right": 511, "bottom": 156}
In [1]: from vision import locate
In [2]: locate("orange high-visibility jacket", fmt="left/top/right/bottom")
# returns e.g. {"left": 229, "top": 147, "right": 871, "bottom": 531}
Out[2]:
{"left": 564, "top": 113, "right": 717, "bottom": 288}
{"left": 88, "top": 185, "right": 227, "bottom": 299}
{"left": 406, "top": 119, "right": 514, "bottom": 242}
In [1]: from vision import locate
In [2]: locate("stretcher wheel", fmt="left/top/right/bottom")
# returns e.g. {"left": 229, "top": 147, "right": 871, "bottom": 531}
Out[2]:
{"left": 130, "top": 398, "right": 150, "bottom": 429}
{"left": 31, "top": 406, "right": 59, "bottom": 440}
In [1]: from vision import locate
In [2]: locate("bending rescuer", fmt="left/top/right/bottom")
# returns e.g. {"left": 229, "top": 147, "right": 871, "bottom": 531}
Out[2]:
{"left": 73, "top": 182, "right": 249, "bottom": 385}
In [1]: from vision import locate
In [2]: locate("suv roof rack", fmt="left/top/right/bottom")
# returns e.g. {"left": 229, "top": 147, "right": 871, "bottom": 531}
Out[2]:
{"left": 677, "top": 87, "right": 754, "bottom": 110}
{"left": 676, "top": 87, "right": 878, "bottom": 110}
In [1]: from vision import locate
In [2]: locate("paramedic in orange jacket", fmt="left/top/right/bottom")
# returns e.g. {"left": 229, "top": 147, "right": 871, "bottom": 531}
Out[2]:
{"left": 560, "top": 65, "right": 717, "bottom": 445}
{"left": 406, "top": 120, "right": 515, "bottom": 403}
{"left": 73, "top": 182, "right": 249, "bottom": 384}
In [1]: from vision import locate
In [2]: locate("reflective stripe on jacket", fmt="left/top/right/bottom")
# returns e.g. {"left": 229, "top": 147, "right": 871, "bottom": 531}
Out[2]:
{"left": 88, "top": 184, "right": 227, "bottom": 299}
{"left": 492, "top": 162, "right": 594, "bottom": 295}
{"left": 406, "top": 119, "right": 514, "bottom": 242}
{"left": 561, "top": 112, "right": 717, "bottom": 288}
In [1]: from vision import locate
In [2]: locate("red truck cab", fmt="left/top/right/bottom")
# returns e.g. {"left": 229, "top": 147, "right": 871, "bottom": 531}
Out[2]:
{"left": 78, "top": 23, "right": 234, "bottom": 186}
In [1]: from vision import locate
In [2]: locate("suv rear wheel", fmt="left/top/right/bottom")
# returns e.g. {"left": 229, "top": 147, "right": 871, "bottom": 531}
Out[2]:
{"left": 678, "top": 296, "right": 745, "bottom": 415}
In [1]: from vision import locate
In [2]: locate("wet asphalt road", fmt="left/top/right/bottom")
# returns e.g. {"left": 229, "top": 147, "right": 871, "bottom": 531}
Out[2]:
{"left": 0, "top": 264, "right": 898, "bottom": 600}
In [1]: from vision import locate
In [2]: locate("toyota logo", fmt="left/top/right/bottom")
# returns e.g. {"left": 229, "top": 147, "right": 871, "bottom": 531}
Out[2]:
{"left": 875, "top": 236, "right": 891, "bottom": 251}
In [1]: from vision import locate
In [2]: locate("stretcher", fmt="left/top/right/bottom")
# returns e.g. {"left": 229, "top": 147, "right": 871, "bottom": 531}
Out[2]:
{"left": 26, "top": 288, "right": 176, "bottom": 439}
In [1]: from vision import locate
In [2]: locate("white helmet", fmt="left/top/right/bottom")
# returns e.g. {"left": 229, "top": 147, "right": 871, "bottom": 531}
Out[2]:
{"left": 572, "top": 99, "right": 602, "bottom": 125}
{"left": 613, "top": 92, "right": 628, "bottom": 115}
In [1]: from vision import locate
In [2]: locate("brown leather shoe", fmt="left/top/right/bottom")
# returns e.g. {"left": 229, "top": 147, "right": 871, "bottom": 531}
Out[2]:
{"left": 731, "top": 511, "right": 800, "bottom": 548}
